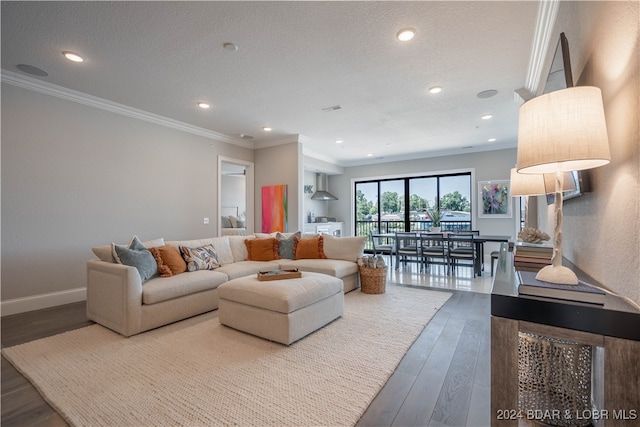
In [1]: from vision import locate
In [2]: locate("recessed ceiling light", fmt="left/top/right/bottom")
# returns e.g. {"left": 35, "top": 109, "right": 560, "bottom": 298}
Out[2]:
{"left": 335, "top": 140, "right": 343, "bottom": 144}
{"left": 62, "top": 51, "right": 83, "bottom": 62}
{"left": 481, "top": 114, "right": 493, "bottom": 120}
{"left": 367, "top": 153, "right": 373, "bottom": 157}
{"left": 396, "top": 28, "right": 416, "bottom": 42}
{"left": 263, "top": 127, "right": 272, "bottom": 132}
{"left": 238, "top": 134, "right": 254, "bottom": 140}
{"left": 429, "top": 86, "right": 442, "bottom": 94}
{"left": 197, "top": 102, "right": 210, "bottom": 109}
{"left": 488, "top": 138, "right": 497, "bottom": 142}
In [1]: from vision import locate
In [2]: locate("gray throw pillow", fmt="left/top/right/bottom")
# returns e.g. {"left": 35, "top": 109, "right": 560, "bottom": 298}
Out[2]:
{"left": 276, "top": 231, "right": 301, "bottom": 259}
{"left": 112, "top": 236, "right": 158, "bottom": 283}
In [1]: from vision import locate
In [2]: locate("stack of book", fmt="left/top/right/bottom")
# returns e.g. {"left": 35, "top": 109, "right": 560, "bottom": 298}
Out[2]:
{"left": 514, "top": 242, "right": 553, "bottom": 271}
{"left": 517, "top": 270, "right": 606, "bottom": 305}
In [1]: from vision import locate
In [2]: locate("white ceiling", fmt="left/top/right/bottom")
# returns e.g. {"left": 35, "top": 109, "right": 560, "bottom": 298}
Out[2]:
{"left": 2, "top": 1, "right": 546, "bottom": 167}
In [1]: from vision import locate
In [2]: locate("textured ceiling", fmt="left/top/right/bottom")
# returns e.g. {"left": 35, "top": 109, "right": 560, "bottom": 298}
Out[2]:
{"left": 1, "top": 1, "right": 542, "bottom": 167}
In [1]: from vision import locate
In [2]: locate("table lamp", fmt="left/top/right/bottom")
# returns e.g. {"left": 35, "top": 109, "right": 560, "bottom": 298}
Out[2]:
{"left": 510, "top": 168, "right": 575, "bottom": 229}
{"left": 517, "top": 86, "right": 610, "bottom": 285}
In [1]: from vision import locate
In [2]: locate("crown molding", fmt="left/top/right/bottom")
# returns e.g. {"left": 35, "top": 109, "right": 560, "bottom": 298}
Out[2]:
{"left": 1, "top": 70, "right": 252, "bottom": 148}
{"left": 524, "top": 0, "right": 560, "bottom": 96}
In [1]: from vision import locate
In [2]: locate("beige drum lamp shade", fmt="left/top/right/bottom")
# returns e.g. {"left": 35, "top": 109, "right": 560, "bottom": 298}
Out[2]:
{"left": 517, "top": 86, "right": 610, "bottom": 174}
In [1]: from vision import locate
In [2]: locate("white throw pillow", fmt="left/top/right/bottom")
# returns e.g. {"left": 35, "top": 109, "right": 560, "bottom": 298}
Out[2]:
{"left": 322, "top": 234, "right": 367, "bottom": 262}
{"left": 210, "top": 236, "right": 234, "bottom": 265}
{"left": 228, "top": 235, "right": 255, "bottom": 262}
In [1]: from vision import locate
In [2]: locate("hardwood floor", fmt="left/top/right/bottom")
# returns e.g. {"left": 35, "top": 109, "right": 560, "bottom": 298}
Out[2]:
{"left": 1, "top": 277, "right": 491, "bottom": 427}
{"left": 356, "top": 288, "right": 490, "bottom": 427}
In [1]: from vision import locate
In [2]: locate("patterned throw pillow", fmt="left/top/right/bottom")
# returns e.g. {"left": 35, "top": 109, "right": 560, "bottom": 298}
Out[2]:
{"left": 111, "top": 235, "right": 158, "bottom": 283}
{"left": 276, "top": 231, "right": 301, "bottom": 259}
{"left": 179, "top": 245, "right": 221, "bottom": 272}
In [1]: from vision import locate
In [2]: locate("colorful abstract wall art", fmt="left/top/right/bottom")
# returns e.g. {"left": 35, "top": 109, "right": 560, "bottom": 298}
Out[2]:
{"left": 478, "top": 180, "right": 512, "bottom": 218}
{"left": 261, "top": 184, "right": 288, "bottom": 232}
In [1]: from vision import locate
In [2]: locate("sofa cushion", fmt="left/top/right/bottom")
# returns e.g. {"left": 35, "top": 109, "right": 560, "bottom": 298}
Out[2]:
{"left": 210, "top": 237, "right": 234, "bottom": 265}
{"left": 111, "top": 236, "right": 158, "bottom": 283}
{"left": 179, "top": 245, "right": 221, "bottom": 271}
{"left": 149, "top": 246, "right": 187, "bottom": 277}
{"left": 228, "top": 235, "right": 254, "bottom": 262}
{"left": 322, "top": 234, "right": 367, "bottom": 262}
{"left": 276, "top": 231, "right": 301, "bottom": 259}
{"left": 216, "top": 260, "right": 280, "bottom": 280}
{"left": 93, "top": 237, "right": 165, "bottom": 263}
{"left": 142, "top": 270, "right": 229, "bottom": 305}
{"left": 245, "top": 238, "right": 280, "bottom": 261}
{"left": 294, "top": 235, "right": 326, "bottom": 260}
{"left": 279, "top": 259, "right": 358, "bottom": 279}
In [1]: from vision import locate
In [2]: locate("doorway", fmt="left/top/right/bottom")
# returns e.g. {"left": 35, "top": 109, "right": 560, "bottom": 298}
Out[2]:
{"left": 218, "top": 156, "right": 254, "bottom": 236}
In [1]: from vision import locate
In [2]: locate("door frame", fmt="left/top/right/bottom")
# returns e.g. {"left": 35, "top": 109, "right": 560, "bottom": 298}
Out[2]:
{"left": 218, "top": 156, "right": 255, "bottom": 236}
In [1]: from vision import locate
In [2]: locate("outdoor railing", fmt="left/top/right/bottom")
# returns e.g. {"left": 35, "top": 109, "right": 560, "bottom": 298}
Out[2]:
{"left": 356, "top": 220, "right": 472, "bottom": 251}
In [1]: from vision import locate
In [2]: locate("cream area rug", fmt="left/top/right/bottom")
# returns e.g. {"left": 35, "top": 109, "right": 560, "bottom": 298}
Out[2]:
{"left": 3, "top": 286, "right": 451, "bottom": 427}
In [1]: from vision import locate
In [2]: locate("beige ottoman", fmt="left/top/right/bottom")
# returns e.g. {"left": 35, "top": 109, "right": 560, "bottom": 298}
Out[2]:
{"left": 218, "top": 271, "right": 344, "bottom": 345}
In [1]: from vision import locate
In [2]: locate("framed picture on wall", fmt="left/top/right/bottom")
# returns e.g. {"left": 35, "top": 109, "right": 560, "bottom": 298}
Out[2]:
{"left": 478, "top": 180, "right": 512, "bottom": 218}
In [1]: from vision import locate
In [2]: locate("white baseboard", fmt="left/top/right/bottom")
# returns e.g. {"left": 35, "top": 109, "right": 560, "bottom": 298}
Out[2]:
{"left": 1, "top": 287, "right": 86, "bottom": 317}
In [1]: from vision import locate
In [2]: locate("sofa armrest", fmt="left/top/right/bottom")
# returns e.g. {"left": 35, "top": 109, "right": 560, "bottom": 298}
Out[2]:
{"left": 86, "top": 259, "right": 143, "bottom": 336}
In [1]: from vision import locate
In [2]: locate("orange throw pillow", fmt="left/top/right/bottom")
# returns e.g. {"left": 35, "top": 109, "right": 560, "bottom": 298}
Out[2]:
{"left": 294, "top": 236, "right": 326, "bottom": 260}
{"left": 149, "top": 246, "right": 187, "bottom": 277}
{"left": 245, "top": 238, "right": 280, "bottom": 261}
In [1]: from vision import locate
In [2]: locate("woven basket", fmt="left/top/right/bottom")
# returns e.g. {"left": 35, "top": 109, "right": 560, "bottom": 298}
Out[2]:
{"left": 359, "top": 266, "right": 387, "bottom": 294}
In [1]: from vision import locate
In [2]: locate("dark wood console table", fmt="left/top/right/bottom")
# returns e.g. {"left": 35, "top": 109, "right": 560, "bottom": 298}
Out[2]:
{"left": 491, "top": 243, "right": 640, "bottom": 426}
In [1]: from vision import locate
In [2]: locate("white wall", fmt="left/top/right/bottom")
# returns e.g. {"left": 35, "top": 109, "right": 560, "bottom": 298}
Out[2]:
{"left": 537, "top": 1, "right": 639, "bottom": 302}
{"left": 1, "top": 83, "right": 253, "bottom": 311}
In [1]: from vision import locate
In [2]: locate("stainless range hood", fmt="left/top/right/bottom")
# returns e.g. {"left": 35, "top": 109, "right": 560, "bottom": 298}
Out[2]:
{"left": 311, "top": 173, "right": 338, "bottom": 200}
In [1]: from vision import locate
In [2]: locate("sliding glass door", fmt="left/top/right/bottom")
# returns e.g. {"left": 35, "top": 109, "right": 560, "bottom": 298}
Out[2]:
{"left": 355, "top": 172, "right": 472, "bottom": 240}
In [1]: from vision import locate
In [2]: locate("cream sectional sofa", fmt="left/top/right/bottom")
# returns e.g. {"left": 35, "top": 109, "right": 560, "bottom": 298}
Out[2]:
{"left": 86, "top": 233, "right": 365, "bottom": 337}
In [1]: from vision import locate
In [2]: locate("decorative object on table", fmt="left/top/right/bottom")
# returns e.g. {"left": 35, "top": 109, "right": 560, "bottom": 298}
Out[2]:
{"left": 517, "top": 227, "right": 550, "bottom": 244}
{"left": 261, "top": 184, "right": 288, "bottom": 233}
{"left": 358, "top": 255, "right": 387, "bottom": 294}
{"left": 426, "top": 207, "right": 442, "bottom": 231}
{"left": 257, "top": 268, "right": 302, "bottom": 281}
{"left": 478, "top": 180, "right": 511, "bottom": 218}
{"left": 517, "top": 86, "right": 610, "bottom": 285}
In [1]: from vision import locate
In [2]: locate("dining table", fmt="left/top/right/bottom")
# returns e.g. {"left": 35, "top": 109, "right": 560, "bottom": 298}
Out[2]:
{"left": 373, "top": 232, "right": 511, "bottom": 276}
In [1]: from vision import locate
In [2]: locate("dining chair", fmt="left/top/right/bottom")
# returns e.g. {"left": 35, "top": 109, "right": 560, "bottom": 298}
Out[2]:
{"left": 370, "top": 230, "right": 394, "bottom": 269}
{"left": 395, "top": 232, "right": 421, "bottom": 270}
{"left": 448, "top": 234, "right": 477, "bottom": 277}
{"left": 420, "top": 233, "right": 449, "bottom": 275}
